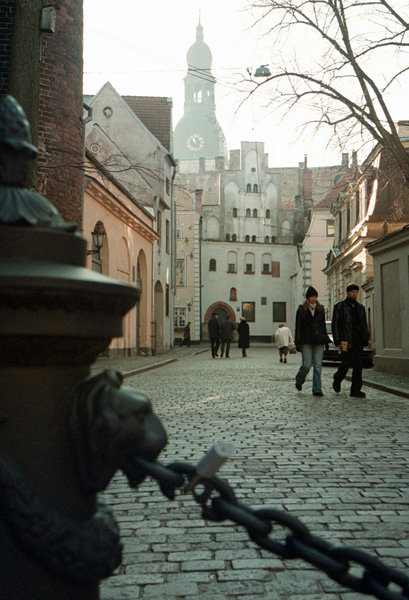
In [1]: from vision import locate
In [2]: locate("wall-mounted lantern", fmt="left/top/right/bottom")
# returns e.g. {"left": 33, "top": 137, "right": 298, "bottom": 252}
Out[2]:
{"left": 87, "top": 224, "right": 106, "bottom": 258}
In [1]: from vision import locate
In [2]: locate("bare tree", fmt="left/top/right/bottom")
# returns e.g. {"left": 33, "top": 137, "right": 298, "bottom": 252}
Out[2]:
{"left": 247, "top": 0, "right": 409, "bottom": 184}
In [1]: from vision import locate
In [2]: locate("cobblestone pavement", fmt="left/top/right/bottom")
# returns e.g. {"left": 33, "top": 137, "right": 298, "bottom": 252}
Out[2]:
{"left": 99, "top": 347, "right": 409, "bottom": 600}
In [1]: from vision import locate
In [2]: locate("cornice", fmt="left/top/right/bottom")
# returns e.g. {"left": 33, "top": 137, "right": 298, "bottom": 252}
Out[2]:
{"left": 86, "top": 178, "right": 158, "bottom": 243}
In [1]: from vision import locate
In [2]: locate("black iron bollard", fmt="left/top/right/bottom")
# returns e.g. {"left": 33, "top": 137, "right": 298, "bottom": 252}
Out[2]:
{"left": 0, "top": 95, "right": 167, "bottom": 599}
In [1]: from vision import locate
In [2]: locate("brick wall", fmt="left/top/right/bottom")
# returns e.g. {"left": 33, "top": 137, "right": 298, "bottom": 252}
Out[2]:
{"left": 37, "top": 0, "right": 84, "bottom": 227}
{"left": 0, "top": 1, "right": 15, "bottom": 96}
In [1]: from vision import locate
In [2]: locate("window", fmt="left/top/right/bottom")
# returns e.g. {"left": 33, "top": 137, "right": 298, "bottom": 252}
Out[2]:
{"left": 232, "top": 233, "right": 237, "bottom": 242}
{"left": 252, "top": 209, "right": 258, "bottom": 218}
{"left": 244, "top": 252, "right": 255, "bottom": 273}
{"left": 246, "top": 184, "right": 251, "bottom": 192}
{"left": 226, "top": 233, "right": 231, "bottom": 241}
{"left": 272, "top": 261, "right": 281, "bottom": 278}
{"left": 242, "top": 302, "right": 255, "bottom": 322}
{"left": 174, "top": 307, "right": 186, "bottom": 328}
{"left": 245, "top": 235, "right": 250, "bottom": 242}
{"left": 264, "top": 236, "right": 270, "bottom": 243}
{"left": 209, "top": 258, "right": 216, "bottom": 271}
{"left": 273, "top": 302, "right": 286, "bottom": 322}
{"left": 227, "top": 251, "right": 237, "bottom": 273}
{"left": 232, "top": 208, "right": 238, "bottom": 218}
{"left": 253, "top": 184, "right": 258, "bottom": 193}
{"left": 265, "top": 209, "right": 271, "bottom": 218}
{"left": 326, "top": 219, "right": 335, "bottom": 237}
{"left": 261, "top": 297, "right": 267, "bottom": 305}
{"left": 230, "top": 287, "right": 237, "bottom": 301}
{"left": 246, "top": 208, "right": 251, "bottom": 217}
{"left": 176, "top": 258, "right": 185, "bottom": 286}
{"left": 262, "top": 263, "right": 270, "bottom": 274}
{"left": 166, "top": 219, "right": 170, "bottom": 253}
{"left": 262, "top": 253, "right": 272, "bottom": 273}
{"left": 166, "top": 177, "right": 170, "bottom": 196}
{"left": 251, "top": 235, "right": 256, "bottom": 243}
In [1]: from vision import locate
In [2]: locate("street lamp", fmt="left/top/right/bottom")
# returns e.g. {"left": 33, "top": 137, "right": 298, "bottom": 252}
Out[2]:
{"left": 87, "top": 224, "right": 106, "bottom": 258}
{"left": 254, "top": 64, "right": 271, "bottom": 77}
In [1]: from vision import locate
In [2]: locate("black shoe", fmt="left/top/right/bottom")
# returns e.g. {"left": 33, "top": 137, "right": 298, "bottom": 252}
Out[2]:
{"left": 295, "top": 383, "right": 302, "bottom": 391}
{"left": 220, "top": 353, "right": 224, "bottom": 358}
{"left": 226, "top": 355, "right": 230, "bottom": 358}
{"left": 350, "top": 391, "right": 366, "bottom": 398}
{"left": 332, "top": 379, "right": 341, "bottom": 393}
{"left": 313, "top": 391, "right": 324, "bottom": 396}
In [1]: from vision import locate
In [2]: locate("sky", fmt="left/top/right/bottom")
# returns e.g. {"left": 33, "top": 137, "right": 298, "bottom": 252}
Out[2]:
{"left": 83, "top": 0, "right": 408, "bottom": 168}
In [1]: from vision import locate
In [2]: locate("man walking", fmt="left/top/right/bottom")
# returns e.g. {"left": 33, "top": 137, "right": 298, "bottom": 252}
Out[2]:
{"left": 331, "top": 284, "right": 370, "bottom": 398}
{"left": 207, "top": 312, "right": 221, "bottom": 358}
{"left": 179, "top": 321, "right": 191, "bottom": 347}
{"left": 274, "top": 324, "right": 294, "bottom": 363}
{"left": 220, "top": 315, "right": 236, "bottom": 358}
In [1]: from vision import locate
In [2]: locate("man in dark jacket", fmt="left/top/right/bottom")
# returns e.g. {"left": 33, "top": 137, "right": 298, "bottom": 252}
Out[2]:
{"left": 207, "top": 312, "right": 221, "bottom": 358}
{"left": 331, "top": 284, "right": 370, "bottom": 398}
{"left": 179, "top": 322, "right": 191, "bottom": 347}
{"left": 220, "top": 315, "right": 236, "bottom": 358}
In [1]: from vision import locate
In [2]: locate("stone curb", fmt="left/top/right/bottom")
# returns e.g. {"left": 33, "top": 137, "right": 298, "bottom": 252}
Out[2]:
{"left": 346, "top": 375, "right": 409, "bottom": 399}
{"left": 122, "top": 348, "right": 209, "bottom": 379}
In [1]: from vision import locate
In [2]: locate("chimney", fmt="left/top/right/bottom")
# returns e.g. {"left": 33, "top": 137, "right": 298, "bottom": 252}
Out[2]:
{"left": 351, "top": 151, "right": 358, "bottom": 169}
{"left": 342, "top": 153, "right": 349, "bottom": 167}
{"left": 304, "top": 154, "right": 308, "bottom": 169}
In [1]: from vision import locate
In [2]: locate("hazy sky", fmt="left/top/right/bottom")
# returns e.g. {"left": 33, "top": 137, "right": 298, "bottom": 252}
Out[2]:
{"left": 83, "top": 0, "right": 407, "bottom": 168}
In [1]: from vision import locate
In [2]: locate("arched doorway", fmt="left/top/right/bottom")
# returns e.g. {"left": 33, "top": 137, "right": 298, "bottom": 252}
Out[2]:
{"left": 154, "top": 280, "right": 164, "bottom": 355}
{"left": 204, "top": 302, "right": 236, "bottom": 340}
{"left": 137, "top": 249, "right": 148, "bottom": 354}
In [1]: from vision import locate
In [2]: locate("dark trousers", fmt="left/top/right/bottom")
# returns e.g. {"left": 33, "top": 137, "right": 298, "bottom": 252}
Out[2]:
{"left": 210, "top": 337, "right": 220, "bottom": 357}
{"left": 220, "top": 340, "right": 231, "bottom": 357}
{"left": 334, "top": 345, "right": 363, "bottom": 393}
{"left": 180, "top": 336, "right": 191, "bottom": 347}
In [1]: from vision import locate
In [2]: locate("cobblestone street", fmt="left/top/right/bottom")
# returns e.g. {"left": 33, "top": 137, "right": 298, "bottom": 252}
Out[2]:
{"left": 100, "top": 347, "right": 409, "bottom": 600}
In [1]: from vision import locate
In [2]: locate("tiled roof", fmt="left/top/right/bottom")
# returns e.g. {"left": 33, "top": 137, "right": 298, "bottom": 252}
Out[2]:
{"left": 122, "top": 96, "right": 172, "bottom": 152}
{"left": 315, "top": 170, "right": 354, "bottom": 209}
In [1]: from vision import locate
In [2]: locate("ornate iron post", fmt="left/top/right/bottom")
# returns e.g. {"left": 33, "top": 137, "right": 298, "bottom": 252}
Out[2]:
{"left": 0, "top": 96, "right": 167, "bottom": 599}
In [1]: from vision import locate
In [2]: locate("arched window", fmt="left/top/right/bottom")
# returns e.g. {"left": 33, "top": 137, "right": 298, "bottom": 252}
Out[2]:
{"left": 246, "top": 184, "right": 251, "bottom": 192}
{"left": 209, "top": 258, "right": 216, "bottom": 271}
{"left": 252, "top": 209, "right": 258, "bottom": 218}
{"left": 264, "top": 235, "right": 270, "bottom": 243}
{"left": 265, "top": 209, "right": 271, "bottom": 218}
{"left": 230, "top": 287, "right": 237, "bottom": 301}
{"left": 245, "top": 235, "right": 250, "bottom": 243}
{"left": 232, "top": 208, "right": 238, "bottom": 218}
{"left": 232, "top": 233, "right": 237, "bottom": 242}
{"left": 253, "top": 184, "right": 258, "bottom": 193}
{"left": 226, "top": 233, "right": 231, "bottom": 241}
{"left": 245, "top": 208, "right": 251, "bottom": 217}
{"left": 251, "top": 235, "right": 257, "bottom": 243}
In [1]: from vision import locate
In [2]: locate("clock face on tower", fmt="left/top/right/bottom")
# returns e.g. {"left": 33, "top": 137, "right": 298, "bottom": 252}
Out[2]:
{"left": 186, "top": 133, "right": 205, "bottom": 151}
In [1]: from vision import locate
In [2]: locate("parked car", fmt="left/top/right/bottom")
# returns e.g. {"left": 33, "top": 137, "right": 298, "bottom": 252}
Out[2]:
{"left": 323, "top": 322, "right": 373, "bottom": 368}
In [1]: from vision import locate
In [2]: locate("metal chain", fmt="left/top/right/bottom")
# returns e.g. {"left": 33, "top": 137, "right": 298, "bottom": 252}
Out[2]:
{"left": 133, "top": 458, "right": 409, "bottom": 600}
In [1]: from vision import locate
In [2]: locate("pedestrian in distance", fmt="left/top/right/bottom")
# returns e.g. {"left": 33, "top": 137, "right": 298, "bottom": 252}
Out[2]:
{"left": 207, "top": 312, "right": 221, "bottom": 358}
{"left": 220, "top": 315, "right": 236, "bottom": 358}
{"left": 331, "top": 284, "right": 370, "bottom": 398}
{"left": 237, "top": 317, "right": 250, "bottom": 357}
{"left": 179, "top": 321, "right": 191, "bottom": 347}
{"left": 295, "top": 286, "right": 331, "bottom": 396}
{"left": 274, "top": 323, "right": 294, "bottom": 363}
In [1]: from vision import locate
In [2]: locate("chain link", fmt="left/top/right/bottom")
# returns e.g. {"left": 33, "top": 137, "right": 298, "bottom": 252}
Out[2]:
{"left": 132, "top": 457, "right": 409, "bottom": 600}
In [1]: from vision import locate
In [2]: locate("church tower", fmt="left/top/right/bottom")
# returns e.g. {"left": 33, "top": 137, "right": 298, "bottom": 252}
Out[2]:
{"left": 174, "top": 19, "right": 228, "bottom": 163}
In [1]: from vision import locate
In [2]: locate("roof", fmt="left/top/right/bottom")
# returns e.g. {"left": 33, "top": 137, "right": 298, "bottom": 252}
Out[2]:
{"left": 122, "top": 96, "right": 172, "bottom": 153}
{"left": 316, "top": 170, "right": 354, "bottom": 209}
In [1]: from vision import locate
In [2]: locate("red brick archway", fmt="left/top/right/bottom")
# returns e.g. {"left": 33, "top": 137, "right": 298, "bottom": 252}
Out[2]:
{"left": 204, "top": 301, "right": 236, "bottom": 324}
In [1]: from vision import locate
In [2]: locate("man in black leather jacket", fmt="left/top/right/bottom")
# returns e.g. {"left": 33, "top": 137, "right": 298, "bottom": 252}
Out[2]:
{"left": 331, "top": 284, "right": 370, "bottom": 398}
